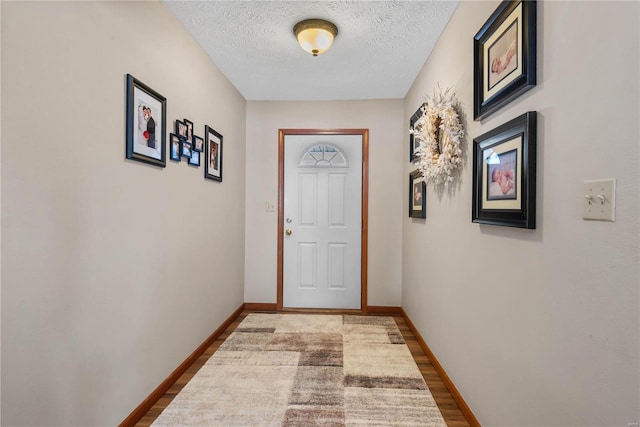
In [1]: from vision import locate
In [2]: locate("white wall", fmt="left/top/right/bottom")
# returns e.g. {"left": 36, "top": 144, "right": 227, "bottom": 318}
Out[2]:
{"left": 1, "top": 2, "right": 246, "bottom": 425}
{"left": 403, "top": 1, "right": 639, "bottom": 426}
{"left": 245, "top": 100, "right": 404, "bottom": 307}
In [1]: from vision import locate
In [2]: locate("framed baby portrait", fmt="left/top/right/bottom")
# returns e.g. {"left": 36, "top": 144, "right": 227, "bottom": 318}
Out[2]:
{"left": 204, "top": 125, "right": 223, "bottom": 182}
{"left": 409, "top": 169, "right": 426, "bottom": 218}
{"left": 472, "top": 111, "right": 536, "bottom": 229}
{"left": 125, "top": 74, "right": 167, "bottom": 167}
{"left": 473, "top": 0, "right": 536, "bottom": 121}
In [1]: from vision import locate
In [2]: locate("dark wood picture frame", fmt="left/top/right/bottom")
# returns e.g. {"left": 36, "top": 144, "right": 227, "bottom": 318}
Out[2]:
{"left": 409, "top": 103, "right": 426, "bottom": 162}
{"left": 204, "top": 125, "right": 223, "bottom": 182}
{"left": 472, "top": 111, "right": 537, "bottom": 228}
{"left": 473, "top": 0, "right": 536, "bottom": 121}
{"left": 125, "top": 74, "right": 167, "bottom": 167}
{"left": 169, "top": 133, "right": 181, "bottom": 162}
{"left": 409, "top": 169, "right": 426, "bottom": 218}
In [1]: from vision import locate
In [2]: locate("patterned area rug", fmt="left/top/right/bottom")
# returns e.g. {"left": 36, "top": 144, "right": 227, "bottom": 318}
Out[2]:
{"left": 152, "top": 313, "right": 446, "bottom": 426}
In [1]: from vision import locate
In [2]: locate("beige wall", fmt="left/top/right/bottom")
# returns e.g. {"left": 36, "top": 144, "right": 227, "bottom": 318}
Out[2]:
{"left": 403, "top": 1, "right": 639, "bottom": 425}
{"left": 0, "top": 2, "right": 3, "bottom": 417}
{"left": 245, "top": 100, "right": 404, "bottom": 307}
{"left": 1, "top": 2, "right": 246, "bottom": 425}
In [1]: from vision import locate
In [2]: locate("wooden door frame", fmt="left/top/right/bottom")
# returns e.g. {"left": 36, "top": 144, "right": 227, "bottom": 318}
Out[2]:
{"left": 277, "top": 129, "right": 369, "bottom": 312}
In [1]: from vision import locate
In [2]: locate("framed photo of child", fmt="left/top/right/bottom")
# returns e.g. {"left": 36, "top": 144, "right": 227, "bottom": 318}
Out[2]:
{"left": 193, "top": 135, "right": 204, "bottom": 152}
{"left": 473, "top": 0, "right": 536, "bottom": 121}
{"left": 189, "top": 149, "right": 201, "bottom": 167}
{"left": 125, "top": 74, "right": 167, "bottom": 167}
{"left": 181, "top": 141, "right": 192, "bottom": 158}
{"left": 175, "top": 120, "right": 188, "bottom": 140}
{"left": 184, "top": 119, "right": 194, "bottom": 143}
{"left": 472, "top": 111, "right": 537, "bottom": 229}
{"left": 169, "top": 133, "right": 181, "bottom": 162}
{"left": 204, "top": 125, "right": 223, "bottom": 182}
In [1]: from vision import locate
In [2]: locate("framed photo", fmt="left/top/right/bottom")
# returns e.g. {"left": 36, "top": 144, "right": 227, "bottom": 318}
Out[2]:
{"left": 473, "top": 0, "right": 536, "bottom": 121}
{"left": 181, "top": 141, "right": 192, "bottom": 158}
{"left": 125, "top": 74, "right": 166, "bottom": 167}
{"left": 409, "top": 103, "right": 426, "bottom": 162}
{"left": 169, "top": 133, "right": 181, "bottom": 162}
{"left": 409, "top": 169, "right": 426, "bottom": 218}
{"left": 175, "top": 120, "right": 188, "bottom": 140}
{"left": 193, "top": 135, "right": 204, "bottom": 152}
{"left": 184, "top": 119, "right": 194, "bottom": 143}
{"left": 204, "top": 125, "right": 223, "bottom": 182}
{"left": 188, "top": 150, "right": 201, "bottom": 166}
{"left": 472, "top": 111, "right": 536, "bottom": 228}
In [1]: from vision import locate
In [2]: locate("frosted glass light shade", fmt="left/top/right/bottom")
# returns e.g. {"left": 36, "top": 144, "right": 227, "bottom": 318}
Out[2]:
{"left": 293, "top": 19, "right": 338, "bottom": 57}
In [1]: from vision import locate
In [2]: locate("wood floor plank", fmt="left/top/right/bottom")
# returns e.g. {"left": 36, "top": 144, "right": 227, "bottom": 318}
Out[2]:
{"left": 135, "top": 309, "right": 470, "bottom": 427}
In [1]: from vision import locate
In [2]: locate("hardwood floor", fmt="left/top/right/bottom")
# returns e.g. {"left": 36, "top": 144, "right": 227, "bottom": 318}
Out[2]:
{"left": 393, "top": 314, "right": 470, "bottom": 427}
{"left": 136, "top": 310, "right": 470, "bottom": 427}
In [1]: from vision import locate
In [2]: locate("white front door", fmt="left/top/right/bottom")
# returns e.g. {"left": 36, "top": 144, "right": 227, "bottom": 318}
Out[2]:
{"left": 283, "top": 134, "right": 362, "bottom": 309}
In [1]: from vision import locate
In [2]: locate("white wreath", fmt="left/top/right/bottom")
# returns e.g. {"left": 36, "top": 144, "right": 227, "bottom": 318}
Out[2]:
{"left": 412, "top": 88, "right": 464, "bottom": 185}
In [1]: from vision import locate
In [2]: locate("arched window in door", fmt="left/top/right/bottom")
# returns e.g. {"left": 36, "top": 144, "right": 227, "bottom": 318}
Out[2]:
{"left": 299, "top": 143, "right": 348, "bottom": 168}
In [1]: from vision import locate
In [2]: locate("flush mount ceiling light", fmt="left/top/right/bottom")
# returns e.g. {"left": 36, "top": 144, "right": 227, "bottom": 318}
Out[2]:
{"left": 293, "top": 18, "right": 338, "bottom": 57}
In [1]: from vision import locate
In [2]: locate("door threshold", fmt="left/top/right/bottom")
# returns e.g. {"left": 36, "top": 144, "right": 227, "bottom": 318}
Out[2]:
{"left": 281, "top": 307, "right": 363, "bottom": 315}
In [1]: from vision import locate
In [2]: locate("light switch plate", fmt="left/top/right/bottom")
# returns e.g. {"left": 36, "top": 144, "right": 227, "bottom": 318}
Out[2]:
{"left": 265, "top": 201, "right": 276, "bottom": 212}
{"left": 583, "top": 179, "right": 616, "bottom": 221}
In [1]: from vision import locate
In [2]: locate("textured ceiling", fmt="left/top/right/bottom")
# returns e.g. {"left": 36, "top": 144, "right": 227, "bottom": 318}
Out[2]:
{"left": 163, "top": 1, "right": 458, "bottom": 101}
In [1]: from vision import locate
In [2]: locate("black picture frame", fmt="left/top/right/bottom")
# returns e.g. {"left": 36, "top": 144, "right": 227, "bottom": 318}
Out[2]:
{"left": 193, "top": 135, "right": 204, "bottom": 152}
{"left": 184, "top": 119, "right": 194, "bottom": 143}
{"left": 473, "top": 0, "right": 536, "bottom": 121}
{"left": 472, "top": 111, "right": 536, "bottom": 228}
{"left": 409, "top": 169, "right": 426, "bottom": 218}
{"left": 169, "top": 133, "right": 181, "bottom": 162}
{"left": 175, "top": 120, "right": 189, "bottom": 140}
{"left": 409, "top": 103, "right": 426, "bottom": 162}
{"left": 204, "top": 125, "right": 223, "bottom": 182}
{"left": 188, "top": 149, "right": 201, "bottom": 166}
{"left": 181, "top": 141, "right": 192, "bottom": 158}
{"left": 125, "top": 74, "right": 166, "bottom": 167}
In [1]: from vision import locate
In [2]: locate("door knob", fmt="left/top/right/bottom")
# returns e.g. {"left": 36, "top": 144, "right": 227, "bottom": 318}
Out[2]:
{"left": 285, "top": 229, "right": 292, "bottom": 236}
